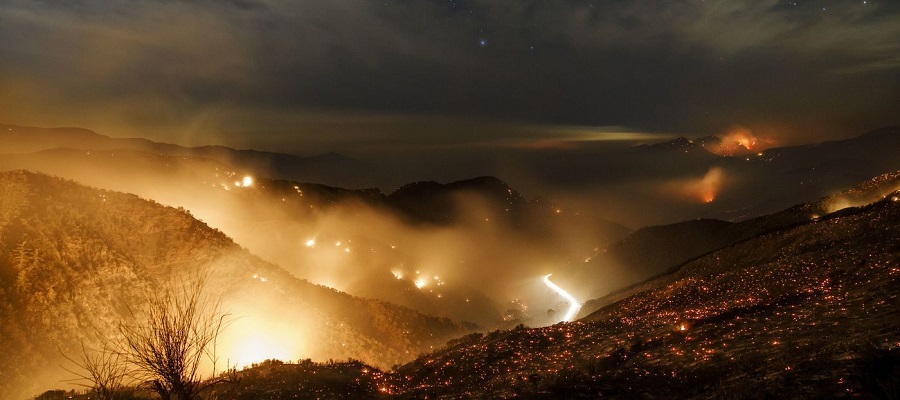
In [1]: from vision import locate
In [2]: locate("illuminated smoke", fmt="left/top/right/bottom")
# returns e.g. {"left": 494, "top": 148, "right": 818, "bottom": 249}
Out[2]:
{"left": 706, "top": 126, "right": 770, "bottom": 156}
{"left": 672, "top": 167, "right": 725, "bottom": 203}
{"left": 220, "top": 313, "right": 307, "bottom": 368}
{"left": 542, "top": 274, "right": 581, "bottom": 322}
{"left": 697, "top": 167, "right": 724, "bottom": 203}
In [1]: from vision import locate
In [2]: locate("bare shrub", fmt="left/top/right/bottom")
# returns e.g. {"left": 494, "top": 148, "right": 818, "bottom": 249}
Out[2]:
{"left": 61, "top": 342, "right": 132, "bottom": 400}
{"left": 117, "top": 278, "right": 230, "bottom": 400}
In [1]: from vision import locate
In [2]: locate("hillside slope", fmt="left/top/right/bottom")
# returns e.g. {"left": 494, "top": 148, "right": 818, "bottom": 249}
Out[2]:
{"left": 574, "top": 170, "right": 900, "bottom": 310}
{"left": 0, "top": 148, "right": 628, "bottom": 326}
{"left": 0, "top": 171, "right": 474, "bottom": 399}
{"left": 386, "top": 183, "right": 900, "bottom": 398}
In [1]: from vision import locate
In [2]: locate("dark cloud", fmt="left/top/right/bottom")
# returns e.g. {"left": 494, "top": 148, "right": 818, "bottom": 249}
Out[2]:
{"left": 0, "top": 0, "right": 898, "bottom": 150}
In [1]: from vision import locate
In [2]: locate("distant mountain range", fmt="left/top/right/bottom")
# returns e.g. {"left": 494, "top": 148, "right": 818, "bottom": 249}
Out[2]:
{"left": 638, "top": 134, "right": 775, "bottom": 157}
{"left": 4, "top": 123, "right": 900, "bottom": 225}
{"left": 0, "top": 123, "right": 377, "bottom": 189}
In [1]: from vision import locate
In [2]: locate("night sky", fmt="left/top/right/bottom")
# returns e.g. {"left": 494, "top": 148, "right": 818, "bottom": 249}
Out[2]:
{"left": 1, "top": 0, "right": 898, "bottom": 154}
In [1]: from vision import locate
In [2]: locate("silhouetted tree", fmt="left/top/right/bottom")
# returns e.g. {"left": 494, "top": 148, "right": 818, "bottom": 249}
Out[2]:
{"left": 61, "top": 342, "right": 131, "bottom": 400}
{"left": 118, "top": 278, "right": 229, "bottom": 400}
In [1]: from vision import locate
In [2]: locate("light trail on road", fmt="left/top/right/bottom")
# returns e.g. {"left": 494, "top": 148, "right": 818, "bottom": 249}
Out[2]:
{"left": 543, "top": 274, "right": 581, "bottom": 322}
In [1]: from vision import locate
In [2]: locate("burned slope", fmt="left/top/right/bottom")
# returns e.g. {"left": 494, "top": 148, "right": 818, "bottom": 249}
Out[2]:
{"left": 577, "top": 170, "right": 900, "bottom": 309}
{"left": 387, "top": 188, "right": 900, "bottom": 398}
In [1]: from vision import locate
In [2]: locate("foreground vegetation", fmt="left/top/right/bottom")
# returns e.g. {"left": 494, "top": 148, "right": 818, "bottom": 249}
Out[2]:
{"left": 35, "top": 345, "right": 900, "bottom": 400}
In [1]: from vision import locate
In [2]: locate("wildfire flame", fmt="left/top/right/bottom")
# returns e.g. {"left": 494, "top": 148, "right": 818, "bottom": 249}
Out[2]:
{"left": 223, "top": 317, "right": 305, "bottom": 368}
{"left": 234, "top": 175, "right": 254, "bottom": 187}
{"left": 414, "top": 277, "right": 428, "bottom": 289}
{"left": 706, "top": 126, "right": 770, "bottom": 156}
{"left": 675, "top": 167, "right": 725, "bottom": 203}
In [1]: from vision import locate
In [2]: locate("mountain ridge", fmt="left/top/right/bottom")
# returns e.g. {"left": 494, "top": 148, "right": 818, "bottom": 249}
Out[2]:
{"left": 0, "top": 170, "right": 476, "bottom": 399}
{"left": 576, "top": 170, "right": 900, "bottom": 315}
{"left": 0, "top": 123, "right": 377, "bottom": 189}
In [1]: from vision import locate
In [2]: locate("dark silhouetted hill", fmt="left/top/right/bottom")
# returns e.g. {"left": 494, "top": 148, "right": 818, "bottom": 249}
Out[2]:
{"left": 0, "top": 123, "right": 377, "bottom": 189}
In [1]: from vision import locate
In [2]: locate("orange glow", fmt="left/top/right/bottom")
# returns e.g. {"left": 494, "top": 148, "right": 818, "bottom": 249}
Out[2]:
{"left": 221, "top": 316, "right": 306, "bottom": 368}
{"left": 675, "top": 167, "right": 725, "bottom": 203}
{"left": 706, "top": 126, "right": 772, "bottom": 156}
{"left": 720, "top": 127, "right": 756, "bottom": 154}
{"left": 231, "top": 334, "right": 292, "bottom": 367}
{"left": 414, "top": 277, "right": 428, "bottom": 289}
{"left": 234, "top": 175, "right": 255, "bottom": 187}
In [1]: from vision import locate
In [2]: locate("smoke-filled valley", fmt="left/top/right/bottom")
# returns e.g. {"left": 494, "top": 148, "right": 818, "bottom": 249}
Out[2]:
{"left": 1, "top": 123, "right": 899, "bottom": 398}
{"left": 0, "top": 124, "right": 633, "bottom": 327}
{"left": 4, "top": 1, "right": 900, "bottom": 397}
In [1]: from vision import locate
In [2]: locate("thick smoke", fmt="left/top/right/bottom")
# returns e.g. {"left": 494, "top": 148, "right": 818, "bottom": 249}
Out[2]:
{"left": 4, "top": 123, "right": 900, "bottom": 393}
{"left": 0, "top": 142, "right": 625, "bottom": 329}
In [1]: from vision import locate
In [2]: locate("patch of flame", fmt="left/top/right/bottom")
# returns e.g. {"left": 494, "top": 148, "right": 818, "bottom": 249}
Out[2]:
{"left": 707, "top": 126, "right": 769, "bottom": 156}
{"left": 676, "top": 167, "right": 725, "bottom": 203}
{"left": 414, "top": 277, "right": 428, "bottom": 289}
{"left": 222, "top": 318, "right": 305, "bottom": 369}
{"left": 233, "top": 176, "right": 254, "bottom": 188}
{"left": 231, "top": 334, "right": 292, "bottom": 367}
